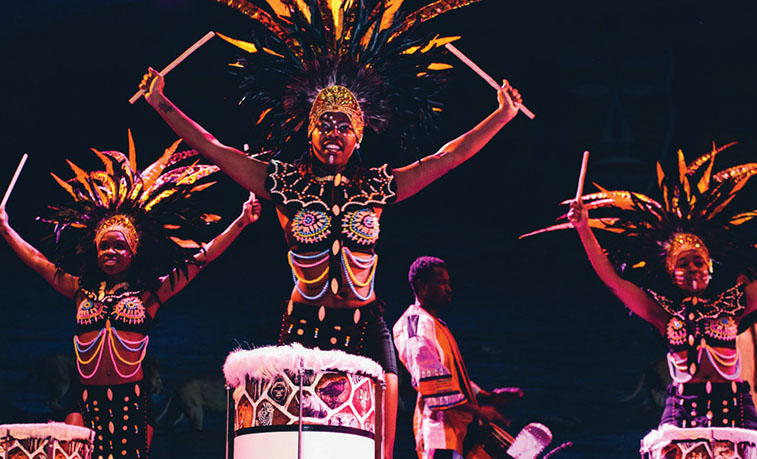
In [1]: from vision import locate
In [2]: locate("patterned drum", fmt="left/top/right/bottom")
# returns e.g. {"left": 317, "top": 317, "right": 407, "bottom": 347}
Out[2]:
{"left": 0, "top": 423, "right": 94, "bottom": 459}
{"left": 640, "top": 425, "right": 757, "bottom": 459}
{"left": 224, "top": 344, "right": 384, "bottom": 459}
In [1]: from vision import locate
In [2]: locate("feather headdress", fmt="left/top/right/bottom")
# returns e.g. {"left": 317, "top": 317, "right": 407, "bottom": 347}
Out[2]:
{"left": 40, "top": 130, "right": 221, "bottom": 289}
{"left": 522, "top": 143, "right": 757, "bottom": 285}
{"left": 215, "top": 0, "right": 484, "bottom": 157}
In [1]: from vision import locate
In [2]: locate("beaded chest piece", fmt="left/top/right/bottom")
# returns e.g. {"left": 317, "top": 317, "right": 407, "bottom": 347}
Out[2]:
{"left": 649, "top": 284, "right": 747, "bottom": 383}
{"left": 76, "top": 282, "right": 152, "bottom": 335}
{"left": 266, "top": 159, "right": 396, "bottom": 301}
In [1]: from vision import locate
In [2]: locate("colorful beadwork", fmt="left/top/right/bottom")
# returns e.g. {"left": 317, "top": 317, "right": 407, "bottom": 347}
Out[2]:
{"left": 114, "top": 297, "right": 146, "bottom": 325}
{"left": 342, "top": 208, "right": 380, "bottom": 245}
{"left": 77, "top": 298, "right": 106, "bottom": 325}
{"left": 292, "top": 209, "right": 331, "bottom": 244}
{"left": 666, "top": 318, "right": 686, "bottom": 346}
{"left": 706, "top": 316, "right": 738, "bottom": 341}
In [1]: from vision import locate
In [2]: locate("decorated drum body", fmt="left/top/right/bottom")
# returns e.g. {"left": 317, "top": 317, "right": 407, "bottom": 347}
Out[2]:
{"left": 224, "top": 345, "right": 384, "bottom": 459}
{"left": 640, "top": 425, "right": 757, "bottom": 459}
{"left": 0, "top": 423, "right": 94, "bottom": 459}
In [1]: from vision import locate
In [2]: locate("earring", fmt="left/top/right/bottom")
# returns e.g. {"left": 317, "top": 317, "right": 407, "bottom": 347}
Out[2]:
{"left": 355, "top": 143, "right": 361, "bottom": 150}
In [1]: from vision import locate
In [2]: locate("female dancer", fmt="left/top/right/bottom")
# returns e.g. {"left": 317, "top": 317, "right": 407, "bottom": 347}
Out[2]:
{"left": 0, "top": 141, "right": 260, "bottom": 458}
{"left": 527, "top": 144, "right": 757, "bottom": 428}
{"left": 138, "top": 1, "right": 524, "bottom": 456}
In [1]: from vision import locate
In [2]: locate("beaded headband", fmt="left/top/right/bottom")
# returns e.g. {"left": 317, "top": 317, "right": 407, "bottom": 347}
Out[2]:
{"left": 308, "top": 86, "right": 364, "bottom": 143}
{"left": 665, "top": 233, "right": 712, "bottom": 275}
{"left": 95, "top": 215, "right": 139, "bottom": 255}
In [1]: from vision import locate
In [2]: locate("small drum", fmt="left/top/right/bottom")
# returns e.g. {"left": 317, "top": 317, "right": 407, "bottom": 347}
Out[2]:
{"left": 466, "top": 422, "right": 551, "bottom": 459}
{"left": 640, "top": 425, "right": 757, "bottom": 459}
{"left": 0, "top": 423, "right": 94, "bottom": 459}
{"left": 224, "top": 344, "right": 384, "bottom": 459}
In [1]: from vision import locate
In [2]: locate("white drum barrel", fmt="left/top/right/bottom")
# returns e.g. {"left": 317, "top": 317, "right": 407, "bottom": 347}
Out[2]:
{"left": 640, "top": 425, "right": 757, "bottom": 459}
{"left": 224, "top": 344, "right": 384, "bottom": 459}
{"left": 0, "top": 423, "right": 94, "bottom": 459}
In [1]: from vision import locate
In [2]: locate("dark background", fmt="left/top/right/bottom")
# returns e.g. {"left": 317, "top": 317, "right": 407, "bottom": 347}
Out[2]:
{"left": 1, "top": 1, "right": 757, "bottom": 457}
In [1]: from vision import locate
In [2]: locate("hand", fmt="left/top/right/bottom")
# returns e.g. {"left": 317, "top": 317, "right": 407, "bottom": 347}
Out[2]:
{"left": 0, "top": 206, "right": 9, "bottom": 233}
{"left": 240, "top": 193, "right": 261, "bottom": 225}
{"left": 490, "top": 387, "right": 524, "bottom": 406}
{"left": 567, "top": 199, "right": 588, "bottom": 230}
{"left": 497, "top": 80, "right": 522, "bottom": 120}
{"left": 139, "top": 67, "right": 165, "bottom": 104}
{"left": 478, "top": 405, "right": 510, "bottom": 427}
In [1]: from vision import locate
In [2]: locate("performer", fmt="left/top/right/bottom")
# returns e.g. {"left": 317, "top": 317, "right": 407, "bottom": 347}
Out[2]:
{"left": 137, "top": 1, "right": 524, "bottom": 456}
{"left": 393, "top": 256, "right": 523, "bottom": 459}
{"left": 525, "top": 144, "right": 757, "bottom": 429}
{"left": 0, "top": 139, "right": 261, "bottom": 458}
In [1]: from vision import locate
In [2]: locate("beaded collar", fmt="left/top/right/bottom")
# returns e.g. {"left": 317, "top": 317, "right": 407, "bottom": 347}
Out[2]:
{"left": 266, "top": 159, "right": 396, "bottom": 212}
{"left": 648, "top": 283, "right": 747, "bottom": 321}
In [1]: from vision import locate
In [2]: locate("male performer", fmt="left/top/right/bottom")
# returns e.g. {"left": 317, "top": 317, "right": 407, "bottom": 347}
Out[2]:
{"left": 393, "top": 256, "right": 523, "bottom": 459}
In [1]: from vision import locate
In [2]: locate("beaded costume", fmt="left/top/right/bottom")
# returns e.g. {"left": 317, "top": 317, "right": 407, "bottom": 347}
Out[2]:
{"left": 39, "top": 132, "right": 221, "bottom": 456}
{"left": 524, "top": 143, "right": 757, "bottom": 428}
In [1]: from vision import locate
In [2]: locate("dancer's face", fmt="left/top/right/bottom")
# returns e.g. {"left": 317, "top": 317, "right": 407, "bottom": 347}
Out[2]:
{"left": 310, "top": 112, "right": 358, "bottom": 171}
{"left": 672, "top": 250, "right": 710, "bottom": 294}
{"left": 97, "top": 230, "right": 134, "bottom": 278}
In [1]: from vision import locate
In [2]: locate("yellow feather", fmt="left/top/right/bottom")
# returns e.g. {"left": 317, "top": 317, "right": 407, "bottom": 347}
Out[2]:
{"left": 91, "top": 148, "right": 114, "bottom": 176}
{"left": 428, "top": 63, "right": 453, "bottom": 70}
{"left": 379, "top": 0, "right": 404, "bottom": 32}
{"left": 50, "top": 173, "right": 77, "bottom": 200}
{"left": 127, "top": 129, "right": 137, "bottom": 174}
{"left": 265, "top": 0, "right": 292, "bottom": 17}
{"left": 142, "top": 138, "right": 182, "bottom": 193}
{"left": 216, "top": 32, "right": 259, "bottom": 53}
{"left": 66, "top": 160, "right": 95, "bottom": 198}
{"left": 295, "top": 0, "right": 312, "bottom": 23}
{"left": 169, "top": 236, "right": 201, "bottom": 249}
{"left": 730, "top": 211, "right": 757, "bottom": 226}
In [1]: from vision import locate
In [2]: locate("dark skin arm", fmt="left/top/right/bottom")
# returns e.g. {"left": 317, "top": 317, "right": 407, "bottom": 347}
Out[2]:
{"left": 0, "top": 206, "right": 78, "bottom": 299}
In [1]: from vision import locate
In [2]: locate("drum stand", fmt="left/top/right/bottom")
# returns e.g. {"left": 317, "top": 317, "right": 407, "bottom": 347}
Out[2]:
{"left": 226, "top": 384, "right": 234, "bottom": 459}
{"left": 298, "top": 363, "right": 304, "bottom": 459}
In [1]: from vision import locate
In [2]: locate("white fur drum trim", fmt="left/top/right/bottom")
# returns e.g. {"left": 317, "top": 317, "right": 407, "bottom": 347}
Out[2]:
{"left": 641, "top": 424, "right": 757, "bottom": 451}
{"left": 0, "top": 422, "right": 95, "bottom": 441}
{"left": 224, "top": 344, "right": 384, "bottom": 386}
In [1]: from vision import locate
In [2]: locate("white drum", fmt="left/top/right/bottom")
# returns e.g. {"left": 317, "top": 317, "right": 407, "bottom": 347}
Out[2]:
{"left": 224, "top": 344, "right": 384, "bottom": 459}
{"left": 640, "top": 424, "right": 757, "bottom": 459}
{"left": 0, "top": 423, "right": 94, "bottom": 459}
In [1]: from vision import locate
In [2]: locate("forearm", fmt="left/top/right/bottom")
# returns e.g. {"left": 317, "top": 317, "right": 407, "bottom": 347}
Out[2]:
{"left": 147, "top": 93, "right": 270, "bottom": 198}
{"left": 394, "top": 107, "right": 513, "bottom": 201}
{"left": 1, "top": 224, "right": 52, "bottom": 278}
{"left": 198, "top": 214, "right": 249, "bottom": 264}
{"left": 575, "top": 224, "right": 623, "bottom": 290}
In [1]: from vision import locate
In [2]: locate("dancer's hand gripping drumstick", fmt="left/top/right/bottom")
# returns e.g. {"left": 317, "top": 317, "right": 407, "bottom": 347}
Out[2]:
{"left": 129, "top": 31, "right": 216, "bottom": 104}
{"left": 568, "top": 151, "right": 590, "bottom": 229}
{"left": 1, "top": 153, "right": 29, "bottom": 209}
{"left": 444, "top": 43, "right": 535, "bottom": 119}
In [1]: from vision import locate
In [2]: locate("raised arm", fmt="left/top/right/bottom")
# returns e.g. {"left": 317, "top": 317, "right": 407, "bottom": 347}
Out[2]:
{"left": 154, "top": 193, "right": 261, "bottom": 302}
{"left": 139, "top": 69, "right": 270, "bottom": 199}
{"left": 392, "top": 81, "right": 521, "bottom": 202}
{"left": 568, "top": 200, "right": 667, "bottom": 332}
{"left": 0, "top": 207, "right": 78, "bottom": 299}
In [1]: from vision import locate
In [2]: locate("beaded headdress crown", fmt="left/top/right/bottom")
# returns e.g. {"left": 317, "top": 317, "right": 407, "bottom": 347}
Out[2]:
{"left": 95, "top": 214, "right": 139, "bottom": 255}
{"left": 523, "top": 143, "right": 757, "bottom": 284}
{"left": 665, "top": 233, "right": 712, "bottom": 275}
{"left": 308, "top": 86, "right": 364, "bottom": 142}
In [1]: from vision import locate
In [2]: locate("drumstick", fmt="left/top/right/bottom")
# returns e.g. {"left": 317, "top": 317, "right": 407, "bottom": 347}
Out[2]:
{"left": 444, "top": 43, "right": 535, "bottom": 119}
{"left": 575, "top": 150, "right": 590, "bottom": 201}
{"left": 1, "top": 153, "right": 29, "bottom": 209}
{"left": 129, "top": 31, "right": 216, "bottom": 104}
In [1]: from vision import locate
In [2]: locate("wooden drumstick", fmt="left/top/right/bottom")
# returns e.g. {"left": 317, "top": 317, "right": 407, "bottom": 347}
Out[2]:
{"left": 575, "top": 150, "right": 590, "bottom": 202}
{"left": 1, "top": 153, "right": 29, "bottom": 209}
{"left": 444, "top": 43, "right": 535, "bottom": 119}
{"left": 129, "top": 31, "right": 216, "bottom": 104}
